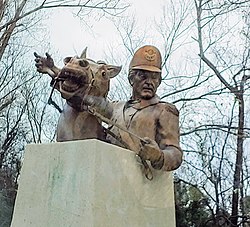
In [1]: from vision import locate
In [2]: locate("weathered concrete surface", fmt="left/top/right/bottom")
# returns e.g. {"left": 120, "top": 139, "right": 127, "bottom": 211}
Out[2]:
{"left": 11, "top": 139, "right": 175, "bottom": 227}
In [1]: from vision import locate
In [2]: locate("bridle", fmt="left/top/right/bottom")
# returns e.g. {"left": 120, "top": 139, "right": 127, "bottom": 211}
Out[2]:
{"left": 47, "top": 70, "right": 95, "bottom": 113}
{"left": 87, "top": 108, "right": 153, "bottom": 181}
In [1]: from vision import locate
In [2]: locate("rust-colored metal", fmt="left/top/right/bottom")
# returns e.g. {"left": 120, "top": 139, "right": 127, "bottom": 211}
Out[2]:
{"left": 34, "top": 49, "right": 121, "bottom": 142}
{"left": 34, "top": 45, "right": 183, "bottom": 174}
{"left": 83, "top": 45, "right": 183, "bottom": 172}
{"left": 129, "top": 45, "right": 162, "bottom": 73}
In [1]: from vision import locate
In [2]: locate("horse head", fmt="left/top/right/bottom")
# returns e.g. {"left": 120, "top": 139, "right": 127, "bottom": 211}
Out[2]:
{"left": 57, "top": 48, "right": 121, "bottom": 100}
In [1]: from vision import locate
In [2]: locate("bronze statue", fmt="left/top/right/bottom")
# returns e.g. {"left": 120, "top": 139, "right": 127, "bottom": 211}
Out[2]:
{"left": 84, "top": 45, "right": 183, "bottom": 171}
{"left": 34, "top": 49, "right": 121, "bottom": 141}
{"left": 34, "top": 45, "right": 182, "bottom": 173}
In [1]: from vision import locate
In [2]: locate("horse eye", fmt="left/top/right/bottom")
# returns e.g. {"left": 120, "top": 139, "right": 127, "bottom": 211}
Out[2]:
{"left": 102, "top": 71, "right": 106, "bottom": 77}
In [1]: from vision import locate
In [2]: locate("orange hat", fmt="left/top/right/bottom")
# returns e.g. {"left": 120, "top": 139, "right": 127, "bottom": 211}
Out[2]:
{"left": 129, "top": 45, "right": 162, "bottom": 72}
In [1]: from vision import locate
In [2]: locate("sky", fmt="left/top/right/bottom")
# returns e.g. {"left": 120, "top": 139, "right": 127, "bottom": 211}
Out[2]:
{"left": 45, "top": 0, "right": 166, "bottom": 61}
{"left": 40, "top": 0, "right": 188, "bottom": 100}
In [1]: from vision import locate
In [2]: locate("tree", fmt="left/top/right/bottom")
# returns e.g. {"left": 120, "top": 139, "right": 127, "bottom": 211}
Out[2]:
{"left": 107, "top": 0, "right": 250, "bottom": 225}
{"left": 0, "top": 1, "right": 128, "bottom": 225}
{"left": 1, "top": 0, "right": 250, "bottom": 226}
{"left": 193, "top": 0, "right": 250, "bottom": 225}
{"left": 174, "top": 178, "right": 212, "bottom": 227}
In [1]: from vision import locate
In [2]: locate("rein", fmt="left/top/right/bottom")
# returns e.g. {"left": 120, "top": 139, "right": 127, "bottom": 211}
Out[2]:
{"left": 48, "top": 77, "right": 63, "bottom": 113}
{"left": 88, "top": 108, "right": 153, "bottom": 181}
{"left": 47, "top": 71, "right": 95, "bottom": 113}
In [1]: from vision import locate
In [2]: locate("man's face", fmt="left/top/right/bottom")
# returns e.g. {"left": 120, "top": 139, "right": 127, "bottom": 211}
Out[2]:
{"left": 131, "top": 70, "right": 161, "bottom": 100}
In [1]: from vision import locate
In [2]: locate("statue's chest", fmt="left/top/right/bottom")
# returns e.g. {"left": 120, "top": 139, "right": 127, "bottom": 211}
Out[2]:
{"left": 123, "top": 106, "right": 158, "bottom": 131}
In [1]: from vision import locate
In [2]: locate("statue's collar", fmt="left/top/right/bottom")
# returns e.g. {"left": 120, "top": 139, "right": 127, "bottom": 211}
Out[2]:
{"left": 126, "top": 95, "right": 160, "bottom": 110}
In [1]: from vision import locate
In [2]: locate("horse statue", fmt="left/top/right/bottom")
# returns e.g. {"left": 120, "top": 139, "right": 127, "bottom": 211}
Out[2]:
{"left": 34, "top": 48, "right": 121, "bottom": 142}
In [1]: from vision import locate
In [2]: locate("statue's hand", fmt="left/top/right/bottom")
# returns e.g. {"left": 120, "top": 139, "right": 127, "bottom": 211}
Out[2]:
{"left": 82, "top": 95, "right": 113, "bottom": 118}
{"left": 139, "top": 137, "right": 164, "bottom": 169}
{"left": 34, "top": 52, "right": 56, "bottom": 76}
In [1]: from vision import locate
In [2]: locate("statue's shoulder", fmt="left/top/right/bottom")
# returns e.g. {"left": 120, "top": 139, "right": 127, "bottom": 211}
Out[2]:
{"left": 158, "top": 101, "right": 179, "bottom": 116}
{"left": 111, "top": 100, "right": 126, "bottom": 110}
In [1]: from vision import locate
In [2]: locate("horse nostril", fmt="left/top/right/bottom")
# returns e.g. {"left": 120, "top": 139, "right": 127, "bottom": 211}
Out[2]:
{"left": 79, "top": 60, "right": 89, "bottom": 67}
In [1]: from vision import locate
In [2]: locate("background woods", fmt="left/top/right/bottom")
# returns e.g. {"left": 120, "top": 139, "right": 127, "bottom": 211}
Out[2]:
{"left": 0, "top": 1, "right": 127, "bottom": 226}
{"left": 1, "top": 0, "right": 250, "bottom": 226}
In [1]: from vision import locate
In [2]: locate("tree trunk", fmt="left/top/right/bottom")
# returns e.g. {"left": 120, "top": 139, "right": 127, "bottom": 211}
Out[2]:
{"left": 231, "top": 93, "right": 244, "bottom": 226}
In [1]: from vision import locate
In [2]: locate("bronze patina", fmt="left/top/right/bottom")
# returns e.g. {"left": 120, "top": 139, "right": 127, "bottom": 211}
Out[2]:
{"left": 83, "top": 45, "right": 183, "bottom": 172}
{"left": 34, "top": 45, "right": 182, "bottom": 174}
{"left": 34, "top": 48, "right": 121, "bottom": 142}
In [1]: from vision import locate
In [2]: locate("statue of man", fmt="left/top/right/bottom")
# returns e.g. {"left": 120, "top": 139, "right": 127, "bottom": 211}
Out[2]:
{"left": 87, "top": 45, "right": 183, "bottom": 171}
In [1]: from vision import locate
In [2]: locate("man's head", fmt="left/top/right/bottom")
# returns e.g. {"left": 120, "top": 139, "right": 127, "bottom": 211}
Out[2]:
{"left": 128, "top": 45, "right": 162, "bottom": 100}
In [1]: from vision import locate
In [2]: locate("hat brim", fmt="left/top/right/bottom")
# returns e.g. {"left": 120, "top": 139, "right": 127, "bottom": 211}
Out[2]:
{"left": 131, "top": 65, "right": 161, "bottom": 73}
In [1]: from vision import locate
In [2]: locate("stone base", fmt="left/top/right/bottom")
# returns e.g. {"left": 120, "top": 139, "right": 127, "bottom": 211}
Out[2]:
{"left": 11, "top": 139, "right": 175, "bottom": 227}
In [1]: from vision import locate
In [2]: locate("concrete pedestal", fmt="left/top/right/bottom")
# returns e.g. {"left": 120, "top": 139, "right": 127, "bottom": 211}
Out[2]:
{"left": 11, "top": 139, "right": 175, "bottom": 227}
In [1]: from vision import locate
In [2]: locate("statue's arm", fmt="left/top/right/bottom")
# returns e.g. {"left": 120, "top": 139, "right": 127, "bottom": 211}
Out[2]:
{"left": 156, "top": 105, "right": 183, "bottom": 171}
{"left": 83, "top": 95, "right": 114, "bottom": 119}
{"left": 139, "top": 104, "right": 183, "bottom": 171}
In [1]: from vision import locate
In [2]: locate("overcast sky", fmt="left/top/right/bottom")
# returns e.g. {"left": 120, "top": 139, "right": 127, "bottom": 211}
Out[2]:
{"left": 45, "top": 0, "right": 166, "bottom": 60}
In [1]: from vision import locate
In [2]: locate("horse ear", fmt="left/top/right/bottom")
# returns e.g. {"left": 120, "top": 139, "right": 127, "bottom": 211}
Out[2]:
{"left": 107, "top": 65, "right": 122, "bottom": 78}
{"left": 80, "top": 47, "right": 87, "bottom": 58}
{"left": 64, "top": 57, "right": 72, "bottom": 64}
